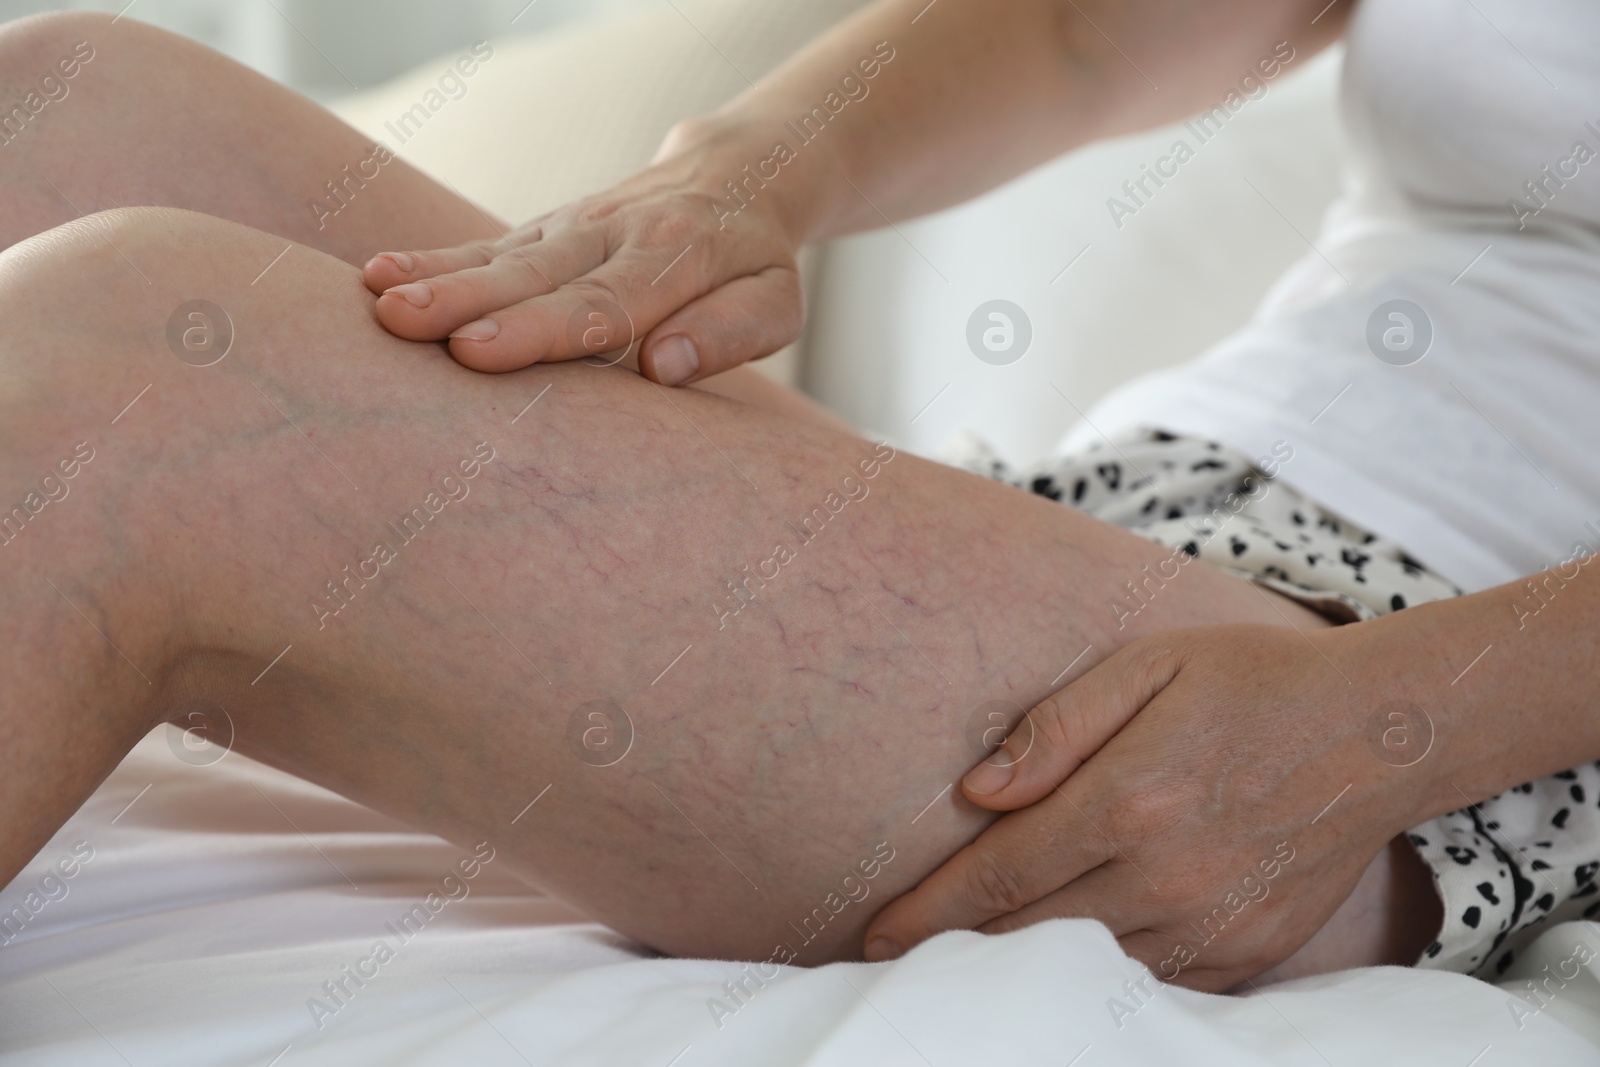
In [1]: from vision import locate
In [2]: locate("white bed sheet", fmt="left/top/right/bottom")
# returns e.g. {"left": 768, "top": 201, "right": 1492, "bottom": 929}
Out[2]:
{"left": 3, "top": 731, "right": 1598, "bottom": 1065}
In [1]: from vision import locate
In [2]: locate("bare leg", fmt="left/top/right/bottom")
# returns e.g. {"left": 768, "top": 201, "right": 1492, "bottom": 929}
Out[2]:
{"left": 0, "top": 14, "right": 1438, "bottom": 982}
{"left": 0, "top": 11, "right": 851, "bottom": 435}
{"left": 5, "top": 206, "right": 1410, "bottom": 970}
{"left": 0, "top": 15, "right": 501, "bottom": 264}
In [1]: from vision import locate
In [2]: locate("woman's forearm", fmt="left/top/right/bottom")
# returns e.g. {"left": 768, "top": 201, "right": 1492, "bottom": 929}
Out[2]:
{"left": 663, "top": 0, "right": 1352, "bottom": 244}
{"left": 1349, "top": 556, "right": 1600, "bottom": 824}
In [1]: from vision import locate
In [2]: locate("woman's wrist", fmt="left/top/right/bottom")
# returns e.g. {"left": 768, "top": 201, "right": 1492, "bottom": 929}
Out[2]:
{"left": 654, "top": 107, "right": 848, "bottom": 249}
{"left": 1334, "top": 562, "right": 1600, "bottom": 828}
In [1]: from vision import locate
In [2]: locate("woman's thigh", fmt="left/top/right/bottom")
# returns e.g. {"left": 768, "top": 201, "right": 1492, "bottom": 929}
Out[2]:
{"left": 2, "top": 206, "right": 1335, "bottom": 964}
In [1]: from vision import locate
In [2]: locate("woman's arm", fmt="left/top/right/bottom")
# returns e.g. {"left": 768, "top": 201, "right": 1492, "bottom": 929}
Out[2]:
{"left": 863, "top": 559, "right": 1600, "bottom": 987}
{"left": 685, "top": 0, "right": 1353, "bottom": 242}
{"left": 365, "top": 0, "right": 1353, "bottom": 383}
{"left": 1374, "top": 558, "right": 1600, "bottom": 820}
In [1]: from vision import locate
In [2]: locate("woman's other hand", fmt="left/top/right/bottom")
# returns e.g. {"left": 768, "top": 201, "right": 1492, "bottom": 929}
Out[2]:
{"left": 363, "top": 116, "right": 808, "bottom": 384}
{"left": 863, "top": 622, "right": 1439, "bottom": 992}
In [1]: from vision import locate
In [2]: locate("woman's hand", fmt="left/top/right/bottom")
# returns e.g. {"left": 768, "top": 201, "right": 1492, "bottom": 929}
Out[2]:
{"left": 863, "top": 622, "right": 1436, "bottom": 992}
{"left": 359, "top": 0, "right": 1350, "bottom": 384}
{"left": 362, "top": 117, "right": 809, "bottom": 384}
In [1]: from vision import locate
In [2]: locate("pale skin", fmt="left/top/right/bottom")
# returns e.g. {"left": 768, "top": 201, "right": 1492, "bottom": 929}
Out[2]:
{"left": 0, "top": 12, "right": 1442, "bottom": 989}
{"left": 363, "top": 0, "right": 1354, "bottom": 381}
{"left": 367, "top": 0, "right": 1600, "bottom": 989}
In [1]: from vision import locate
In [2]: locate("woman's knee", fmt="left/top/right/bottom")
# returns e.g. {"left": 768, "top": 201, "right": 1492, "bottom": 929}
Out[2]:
{"left": 0, "top": 206, "right": 383, "bottom": 481}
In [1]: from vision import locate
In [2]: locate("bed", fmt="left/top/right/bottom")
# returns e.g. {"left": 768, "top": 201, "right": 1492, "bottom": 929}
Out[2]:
{"left": 2, "top": 730, "right": 1597, "bottom": 1064}
{"left": 5, "top": 1, "right": 1600, "bottom": 1061}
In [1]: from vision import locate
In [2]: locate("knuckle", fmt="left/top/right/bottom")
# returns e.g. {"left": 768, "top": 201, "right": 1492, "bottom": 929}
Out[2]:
{"left": 566, "top": 275, "right": 627, "bottom": 309}
{"left": 744, "top": 268, "right": 804, "bottom": 342}
{"left": 1126, "top": 634, "right": 1182, "bottom": 684}
{"left": 504, "top": 252, "right": 554, "bottom": 291}
{"left": 641, "top": 209, "right": 698, "bottom": 249}
{"left": 1121, "top": 784, "right": 1180, "bottom": 832}
{"left": 659, "top": 116, "right": 713, "bottom": 156}
{"left": 486, "top": 245, "right": 547, "bottom": 284}
{"left": 1029, "top": 694, "right": 1075, "bottom": 760}
{"left": 570, "top": 197, "right": 624, "bottom": 226}
{"left": 462, "top": 237, "right": 502, "bottom": 263}
{"left": 965, "top": 851, "right": 1030, "bottom": 914}
{"left": 772, "top": 266, "right": 805, "bottom": 314}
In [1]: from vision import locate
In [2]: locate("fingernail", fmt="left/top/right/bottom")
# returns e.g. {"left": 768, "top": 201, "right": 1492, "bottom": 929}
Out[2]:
{"left": 387, "top": 281, "right": 433, "bottom": 308}
{"left": 865, "top": 937, "right": 903, "bottom": 962}
{"left": 451, "top": 317, "right": 499, "bottom": 342}
{"left": 964, "top": 758, "right": 1015, "bottom": 796}
{"left": 653, "top": 335, "right": 699, "bottom": 385}
{"left": 380, "top": 251, "right": 416, "bottom": 272}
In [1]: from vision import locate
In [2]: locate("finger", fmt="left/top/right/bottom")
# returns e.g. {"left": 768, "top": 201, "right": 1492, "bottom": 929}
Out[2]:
{"left": 862, "top": 797, "right": 1116, "bottom": 962}
{"left": 362, "top": 239, "right": 501, "bottom": 295}
{"left": 442, "top": 243, "right": 721, "bottom": 372}
{"left": 979, "top": 861, "right": 1154, "bottom": 939}
{"left": 962, "top": 638, "right": 1183, "bottom": 810}
{"left": 376, "top": 233, "right": 606, "bottom": 344}
{"left": 639, "top": 267, "right": 803, "bottom": 385}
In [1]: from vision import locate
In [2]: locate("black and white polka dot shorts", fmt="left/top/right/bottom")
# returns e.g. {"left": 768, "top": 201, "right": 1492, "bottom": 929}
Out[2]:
{"left": 944, "top": 426, "right": 1600, "bottom": 980}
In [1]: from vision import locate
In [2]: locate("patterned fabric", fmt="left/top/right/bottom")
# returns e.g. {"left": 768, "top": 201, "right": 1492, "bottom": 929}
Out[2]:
{"left": 943, "top": 426, "right": 1600, "bottom": 980}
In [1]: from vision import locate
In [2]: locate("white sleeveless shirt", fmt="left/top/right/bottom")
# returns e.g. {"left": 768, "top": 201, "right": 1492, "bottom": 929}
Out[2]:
{"left": 1068, "top": 0, "right": 1600, "bottom": 590}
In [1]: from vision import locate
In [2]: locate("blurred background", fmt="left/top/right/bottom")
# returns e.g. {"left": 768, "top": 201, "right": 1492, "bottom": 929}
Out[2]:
{"left": 0, "top": 0, "right": 1345, "bottom": 464}
{"left": 0, "top": 0, "right": 657, "bottom": 100}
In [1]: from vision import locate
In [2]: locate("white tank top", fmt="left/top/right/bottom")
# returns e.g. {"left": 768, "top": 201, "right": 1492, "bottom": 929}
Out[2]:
{"left": 1069, "top": 0, "right": 1600, "bottom": 590}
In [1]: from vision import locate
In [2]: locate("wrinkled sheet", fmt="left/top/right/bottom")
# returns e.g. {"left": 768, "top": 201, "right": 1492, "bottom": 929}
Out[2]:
{"left": 2, "top": 732, "right": 1597, "bottom": 1065}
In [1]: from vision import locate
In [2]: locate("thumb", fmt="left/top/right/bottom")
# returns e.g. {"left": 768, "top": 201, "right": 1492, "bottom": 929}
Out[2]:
{"left": 639, "top": 266, "right": 803, "bottom": 386}
{"left": 961, "top": 638, "right": 1183, "bottom": 810}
